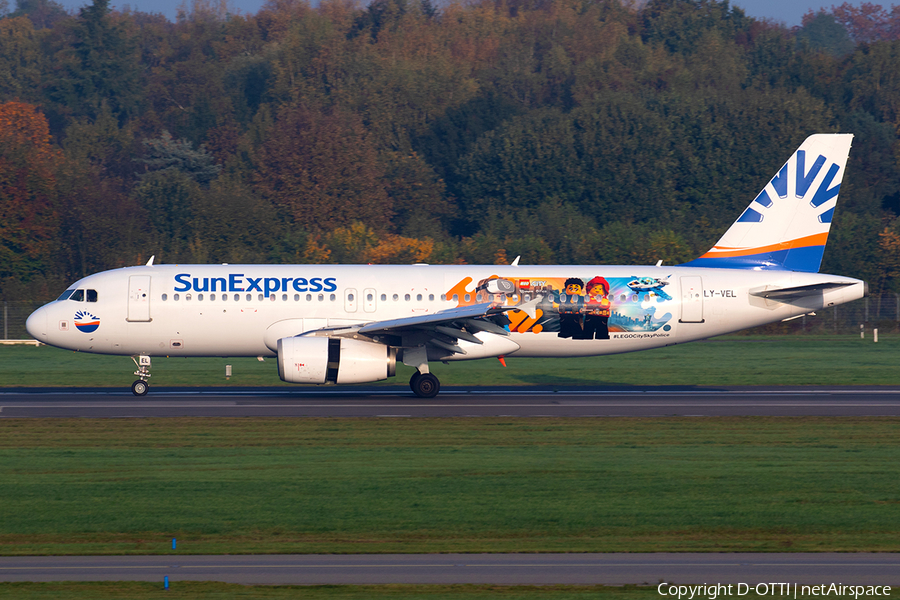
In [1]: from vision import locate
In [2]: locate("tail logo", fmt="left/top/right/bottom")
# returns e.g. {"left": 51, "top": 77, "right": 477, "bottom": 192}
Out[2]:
{"left": 739, "top": 150, "right": 841, "bottom": 225}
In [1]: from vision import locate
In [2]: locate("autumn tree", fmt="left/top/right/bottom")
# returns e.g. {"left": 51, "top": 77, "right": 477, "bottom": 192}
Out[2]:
{"left": 830, "top": 2, "right": 900, "bottom": 43}
{"left": 253, "top": 104, "right": 392, "bottom": 231}
{"left": 0, "top": 102, "right": 61, "bottom": 281}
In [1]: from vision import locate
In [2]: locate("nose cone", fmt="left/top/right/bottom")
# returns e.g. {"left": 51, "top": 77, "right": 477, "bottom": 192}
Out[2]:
{"left": 26, "top": 307, "right": 47, "bottom": 340}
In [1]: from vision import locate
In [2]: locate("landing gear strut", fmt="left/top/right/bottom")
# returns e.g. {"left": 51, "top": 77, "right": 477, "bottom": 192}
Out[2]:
{"left": 410, "top": 371, "right": 440, "bottom": 398}
{"left": 131, "top": 355, "right": 151, "bottom": 396}
{"left": 403, "top": 345, "right": 440, "bottom": 398}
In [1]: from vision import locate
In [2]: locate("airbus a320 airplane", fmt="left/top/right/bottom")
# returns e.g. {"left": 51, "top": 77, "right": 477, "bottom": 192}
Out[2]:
{"left": 27, "top": 134, "right": 865, "bottom": 398}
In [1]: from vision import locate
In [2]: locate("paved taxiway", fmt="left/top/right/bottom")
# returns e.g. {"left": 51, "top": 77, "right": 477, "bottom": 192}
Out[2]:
{"left": 2, "top": 386, "right": 900, "bottom": 417}
{"left": 2, "top": 553, "right": 898, "bottom": 584}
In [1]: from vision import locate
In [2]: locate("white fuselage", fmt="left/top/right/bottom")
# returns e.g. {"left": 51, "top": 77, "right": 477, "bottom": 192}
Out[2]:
{"left": 26, "top": 264, "right": 865, "bottom": 359}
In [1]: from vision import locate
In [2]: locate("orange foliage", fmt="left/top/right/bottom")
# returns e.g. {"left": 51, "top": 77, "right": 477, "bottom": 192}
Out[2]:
{"left": 0, "top": 102, "right": 62, "bottom": 278}
{"left": 0, "top": 101, "right": 59, "bottom": 164}
{"left": 323, "top": 221, "right": 433, "bottom": 264}
{"left": 365, "top": 234, "right": 434, "bottom": 264}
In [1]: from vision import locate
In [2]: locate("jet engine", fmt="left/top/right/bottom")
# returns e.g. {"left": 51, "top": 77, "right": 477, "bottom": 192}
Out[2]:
{"left": 276, "top": 336, "right": 396, "bottom": 384}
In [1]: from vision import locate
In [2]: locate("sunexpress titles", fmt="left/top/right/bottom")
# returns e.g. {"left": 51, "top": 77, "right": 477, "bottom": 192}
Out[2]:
{"left": 173, "top": 273, "right": 338, "bottom": 295}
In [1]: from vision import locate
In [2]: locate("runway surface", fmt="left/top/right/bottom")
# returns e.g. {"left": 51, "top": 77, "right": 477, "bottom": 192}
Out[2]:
{"left": 2, "top": 386, "right": 900, "bottom": 417}
{"left": 2, "top": 553, "right": 898, "bottom": 585}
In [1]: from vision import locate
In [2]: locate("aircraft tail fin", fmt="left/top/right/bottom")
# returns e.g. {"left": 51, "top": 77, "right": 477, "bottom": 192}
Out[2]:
{"left": 681, "top": 133, "right": 853, "bottom": 272}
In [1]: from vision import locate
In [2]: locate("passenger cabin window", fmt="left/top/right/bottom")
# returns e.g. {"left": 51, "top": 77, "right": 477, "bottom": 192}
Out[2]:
{"left": 162, "top": 293, "right": 168, "bottom": 301}
{"left": 70, "top": 289, "right": 85, "bottom": 302}
{"left": 87, "top": 289, "right": 98, "bottom": 302}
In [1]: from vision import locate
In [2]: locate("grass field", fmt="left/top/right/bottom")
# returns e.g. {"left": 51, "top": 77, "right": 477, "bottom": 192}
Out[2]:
{"left": 0, "top": 583, "right": 841, "bottom": 600}
{"left": 2, "top": 334, "right": 899, "bottom": 388}
{"left": 1, "top": 417, "right": 898, "bottom": 556}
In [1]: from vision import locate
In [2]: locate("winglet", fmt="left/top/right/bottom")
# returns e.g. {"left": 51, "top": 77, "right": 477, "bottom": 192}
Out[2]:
{"left": 515, "top": 297, "right": 540, "bottom": 320}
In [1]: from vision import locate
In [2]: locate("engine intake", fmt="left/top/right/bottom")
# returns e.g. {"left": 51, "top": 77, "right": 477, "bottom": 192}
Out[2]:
{"left": 277, "top": 336, "right": 396, "bottom": 384}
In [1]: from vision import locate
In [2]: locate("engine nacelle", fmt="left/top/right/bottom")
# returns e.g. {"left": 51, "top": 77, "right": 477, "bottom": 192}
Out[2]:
{"left": 277, "top": 336, "right": 396, "bottom": 384}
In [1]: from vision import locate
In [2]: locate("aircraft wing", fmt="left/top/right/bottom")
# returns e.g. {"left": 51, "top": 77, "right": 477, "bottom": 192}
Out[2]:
{"left": 749, "top": 282, "right": 855, "bottom": 301}
{"left": 301, "top": 301, "right": 533, "bottom": 356}
{"left": 358, "top": 303, "right": 506, "bottom": 334}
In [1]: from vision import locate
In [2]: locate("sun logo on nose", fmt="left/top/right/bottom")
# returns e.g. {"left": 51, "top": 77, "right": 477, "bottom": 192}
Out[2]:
{"left": 74, "top": 310, "right": 100, "bottom": 333}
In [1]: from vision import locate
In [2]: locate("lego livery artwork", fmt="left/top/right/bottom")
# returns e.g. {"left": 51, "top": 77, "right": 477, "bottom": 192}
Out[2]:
{"left": 447, "top": 275, "right": 674, "bottom": 339}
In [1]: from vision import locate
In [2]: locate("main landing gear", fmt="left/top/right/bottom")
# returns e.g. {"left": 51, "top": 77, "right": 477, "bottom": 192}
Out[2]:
{"left": 409, "top": 371, "right": 440, "bottom": 398}
{"left": 131, "top": 355, "right": 151, "bottom": 396}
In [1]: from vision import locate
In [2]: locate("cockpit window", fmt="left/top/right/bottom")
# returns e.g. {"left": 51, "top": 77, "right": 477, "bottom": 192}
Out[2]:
{"left": 87, "top": 289, "right": 98, "bottom": 302}
{"left": 69, "top": 289, "right": 85, "bottom": 302}
{"left": 57, "top": 289, "right": 76, "bottom": 301}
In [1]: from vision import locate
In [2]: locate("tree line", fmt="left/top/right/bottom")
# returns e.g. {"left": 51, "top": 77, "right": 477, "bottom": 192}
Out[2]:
{"left": 3, "top": 0, "right": 900, "bottom": 302}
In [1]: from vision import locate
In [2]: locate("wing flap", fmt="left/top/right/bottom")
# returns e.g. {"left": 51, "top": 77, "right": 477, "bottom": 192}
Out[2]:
{"left": 357, "top": 302, "right": 507, "bottom": 335}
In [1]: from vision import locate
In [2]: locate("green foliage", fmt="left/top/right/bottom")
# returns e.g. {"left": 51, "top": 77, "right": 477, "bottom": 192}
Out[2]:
{"left": 2, "top": 0, "right": 900, "bottom": 299}
{"left": 0, "top": 16, "right": 42, "bottom": 101}
{"left": 43, "top": 0, "right": 142, "bottom": 121}
{"left": 131, "top": 169, "right": 203, "bottom": 262}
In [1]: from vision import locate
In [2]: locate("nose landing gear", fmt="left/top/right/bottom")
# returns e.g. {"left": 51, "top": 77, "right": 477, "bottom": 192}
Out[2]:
{"left": 131, "top": 355, "right": 151, "bottom": 396}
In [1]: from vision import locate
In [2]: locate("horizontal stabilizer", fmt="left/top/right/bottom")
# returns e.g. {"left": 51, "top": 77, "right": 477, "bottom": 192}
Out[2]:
{"left": 750, "top": 281, "right": 854, "bottom": 301}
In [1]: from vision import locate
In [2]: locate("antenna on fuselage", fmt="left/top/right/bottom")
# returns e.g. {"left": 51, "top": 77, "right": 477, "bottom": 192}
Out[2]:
{"left": 146, "top": 255, "right": 155, "bottom": 266}
{"left": 511, "top": 255, "right": 520, "bottom": 267}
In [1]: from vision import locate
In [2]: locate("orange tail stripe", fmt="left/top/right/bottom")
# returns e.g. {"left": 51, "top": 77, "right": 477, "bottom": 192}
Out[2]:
{"left": 700, "top": 232, "right": 828, "bottom": 259}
